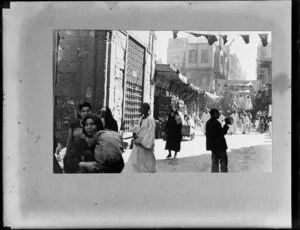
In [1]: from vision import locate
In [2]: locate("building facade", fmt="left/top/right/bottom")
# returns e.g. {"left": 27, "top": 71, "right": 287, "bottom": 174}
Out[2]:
{"left": 53, "top": 30, "right": 156, "bottom": 144}
{"left": 167, "top": 38, "right": 236, "bottom": 93}
{"left": 256, "top": 42, "right": 272, "bottom": 112}
{"left": 215, "top": 79, "right": 263, "bottom": 112}
{"left": 257, "top": 43, "right": 272, "bottom": 85}
{"left": 167, "top": 38, "right": 187, "bottom": 74}
{"left": 228, "top": 53, "right": 243, "bottom": 81}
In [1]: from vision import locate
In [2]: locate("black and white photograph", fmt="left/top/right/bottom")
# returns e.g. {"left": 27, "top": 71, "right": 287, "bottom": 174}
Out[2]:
{"left": 53, "top": 30, "right": 272, "bottom": 174}
{"left": 4, "top": 1, "right": 291, "bottom": 228}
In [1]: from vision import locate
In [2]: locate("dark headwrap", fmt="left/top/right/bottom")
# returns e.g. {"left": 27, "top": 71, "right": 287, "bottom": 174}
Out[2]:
{"left": 82, "top": 113, "right": 103, "bottom": 135}
{"left": 168, "top": 108, "right": 179, "bottom": 120}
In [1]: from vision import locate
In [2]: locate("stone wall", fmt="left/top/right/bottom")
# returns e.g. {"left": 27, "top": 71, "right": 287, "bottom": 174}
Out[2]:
{"left": 108, "top": 31, "right": 156, "bottom": 128}
{"left": 54, "top": 30, "right": 156, "bottom": 141}
{"left": 54, "top": 30, "right": 107, "bottom": 144}
{"left": 143, "top": 51, "right": 151, "bottom": 105}
{"left": 107, "top": 31, "right": 127, "bottom": 129}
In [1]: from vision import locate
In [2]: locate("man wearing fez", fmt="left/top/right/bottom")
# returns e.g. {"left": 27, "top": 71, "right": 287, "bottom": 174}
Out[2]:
{"left": 206, "top": 109, "right": 231, "bottom": 173}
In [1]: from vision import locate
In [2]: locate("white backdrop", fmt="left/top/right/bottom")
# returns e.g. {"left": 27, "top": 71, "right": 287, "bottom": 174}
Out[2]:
{"left": 3, "top": 1, "right": 291, "bottom": 228}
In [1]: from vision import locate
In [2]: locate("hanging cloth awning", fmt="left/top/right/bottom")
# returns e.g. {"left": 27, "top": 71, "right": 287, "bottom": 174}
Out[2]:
{"left": 155, "top": 64, "right": 204, "bottom": 101}
{"left": 205, "top": 91, "right": 223, "bottom": 103}
{"left": 233, "top": 89, "right": 251, "bottom": 94}
{"left": 155, "top": 64, "right": 188, "bottom": 91}
{"left": 205, "top": 91, "right": 222, "bottom": 99}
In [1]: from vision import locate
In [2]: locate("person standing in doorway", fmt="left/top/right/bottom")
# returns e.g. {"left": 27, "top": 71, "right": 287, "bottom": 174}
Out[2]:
{"left": 206, "top": 109, "right": 230, "bottom": 173}
{"left": 164, "top": 108, "right": 183, "bottom": 159}
{"left": 99, "top": 106, "right": 119, "bottom": 132}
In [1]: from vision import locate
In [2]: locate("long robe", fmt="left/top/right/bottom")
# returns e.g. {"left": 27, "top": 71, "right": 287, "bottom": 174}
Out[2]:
{"left": 231, "top": 113, "right": 239, "bottom": 133}
{"left": 122, "top": 116, "right": 156, "bottom": 173}
{"left": 165, "top": 116, "right": 182, "bottom": 152}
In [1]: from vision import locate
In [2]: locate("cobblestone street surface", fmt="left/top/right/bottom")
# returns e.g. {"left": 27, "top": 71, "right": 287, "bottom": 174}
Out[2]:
{"left": 122, "top": 127, "right": 272, "bottom": 173}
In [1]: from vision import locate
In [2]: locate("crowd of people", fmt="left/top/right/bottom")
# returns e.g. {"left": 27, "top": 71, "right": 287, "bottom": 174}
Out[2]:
{"left": 54, "top": 101, "right": 272, "bottom": 174}
{"left": 54, "top": 102, "right": 125, "bottom": 174}
{"left": 54, "top": 102, "right": 157, "bottom": 174}
{"left": 199, "top": 108, "right": 272, "bottom": 136}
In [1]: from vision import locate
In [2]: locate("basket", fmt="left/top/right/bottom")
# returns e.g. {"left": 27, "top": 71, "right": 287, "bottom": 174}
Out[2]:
{"left": 181, "top": 125, "right": 191, "bottom": 136}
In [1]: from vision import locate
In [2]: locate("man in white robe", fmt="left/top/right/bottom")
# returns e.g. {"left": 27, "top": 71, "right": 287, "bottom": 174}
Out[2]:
{"left": 122, "top": 103, "right": 156, "bottom": 173}
{"left": 231, "top": 111, "right": 239, "bottom": 134}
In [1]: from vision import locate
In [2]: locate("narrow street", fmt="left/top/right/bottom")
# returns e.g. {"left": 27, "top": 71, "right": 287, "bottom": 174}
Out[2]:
{"left": 122, "top": 127, "right": 272, "bottom": 173}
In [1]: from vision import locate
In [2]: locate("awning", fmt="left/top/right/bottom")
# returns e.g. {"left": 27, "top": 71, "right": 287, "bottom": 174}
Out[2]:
{"left": 228, "top": 82, "right": 253, "bottom": 87}
{"left": 204, "top": 91, "right": 223, "bottom": 104}
{"left": 233, "top": 89, "right": 251, "bottom": 94}
{"left": 155, "top": 64, "right": 188, "bottom": 90}
{"left": 155, "top": 64, "right": 204, "bottom": 99}
{"left": 205, "top": 91, "right": 222, "bottom": 100}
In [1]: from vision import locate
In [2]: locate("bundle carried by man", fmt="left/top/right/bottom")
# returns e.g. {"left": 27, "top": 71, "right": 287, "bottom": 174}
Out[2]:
{"left": 94, "top": 130, "right": 124, "bottom": 169}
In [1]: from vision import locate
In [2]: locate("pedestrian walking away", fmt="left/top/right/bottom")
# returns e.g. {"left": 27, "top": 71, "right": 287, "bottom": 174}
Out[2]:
{"left": 206, "top": 108, "right": 230, "bottom": 173}
{"left": 163, "top": 108, "right": 183, "bottom": 159}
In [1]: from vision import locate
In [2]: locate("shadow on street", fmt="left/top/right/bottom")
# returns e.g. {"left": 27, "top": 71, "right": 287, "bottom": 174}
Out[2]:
{"left": 156, "top": 142, "right": 272, "bottom": 173}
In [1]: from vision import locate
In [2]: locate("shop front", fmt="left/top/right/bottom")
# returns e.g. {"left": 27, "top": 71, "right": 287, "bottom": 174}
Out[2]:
{"left": 154, "top": 64, "right": 204, "bottom": 138}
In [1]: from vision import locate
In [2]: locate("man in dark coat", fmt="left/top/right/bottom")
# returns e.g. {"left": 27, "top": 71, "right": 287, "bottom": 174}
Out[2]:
{"left": 206, "top": 109, "right": 230, "bottom": 173}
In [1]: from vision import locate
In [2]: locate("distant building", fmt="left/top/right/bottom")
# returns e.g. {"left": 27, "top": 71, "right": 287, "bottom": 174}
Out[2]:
{"left": 216, "top": 79, "right": 262, "bottom": 96}
{"left": 256, "top": 42, "right": 272, "bottom": 112}
{"left": 167, "top": 38, "right": 187, "bottom": 74}
{"left": 213, "top": 44, "right": 230, "bottom": 81}
{"left": 256, "top": 43, "right": 272, "bottom": 85}
{"left": 228, "top": 53, "right": 243, "bottom": 81}
{"left": 241, "top": 69, "right": 247, "bottom": 81}
{"left": 167, "top": 37, "right": 243, "bottom": 92}
{"left": 167, "top": 37, "right": 229, "bottom": 91}
{"left": 215, "top": 79, "right": 263, "bottom": 112}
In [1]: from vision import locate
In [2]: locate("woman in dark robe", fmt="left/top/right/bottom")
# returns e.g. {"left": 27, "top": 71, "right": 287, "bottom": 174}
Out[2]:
{"left": 99, "top": 106, "right": 118, "bottom": 132}
{"left": 164, "top": 108, "right": 183, "bottom": 159}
